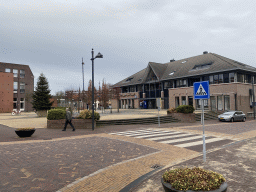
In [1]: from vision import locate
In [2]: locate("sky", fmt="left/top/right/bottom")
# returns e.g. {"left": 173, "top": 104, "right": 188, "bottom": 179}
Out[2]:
{"left": 1, "top": 0, "right": 256, "bottom": 95}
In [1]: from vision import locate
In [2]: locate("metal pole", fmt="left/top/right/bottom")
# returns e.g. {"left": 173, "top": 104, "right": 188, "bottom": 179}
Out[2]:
{"left": 252, "top": 78, "right": 255, "bottom": 119}
{"left": 91, "top": 49, "right": 95, "bottom": 131}
{"left": 158, "top": 107, "right": 160, "bottom": 127}
{"left": 82, "top": 58, "right": 85, "bottom": 110}
{"left": 202, "top": 99, "right": 206, "bottom": 162}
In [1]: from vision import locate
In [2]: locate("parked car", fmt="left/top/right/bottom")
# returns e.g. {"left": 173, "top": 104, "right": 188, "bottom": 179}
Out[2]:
{"left": 218, "top": 111, "right": 246, "bottom": 122}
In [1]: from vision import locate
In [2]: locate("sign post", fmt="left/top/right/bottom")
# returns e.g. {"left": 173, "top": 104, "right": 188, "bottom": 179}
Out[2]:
{"left": 194, "top": 81, "right": 210, "bottom": 162}
{"left": 157, "top": 98, "right": 161, "bottom": 127}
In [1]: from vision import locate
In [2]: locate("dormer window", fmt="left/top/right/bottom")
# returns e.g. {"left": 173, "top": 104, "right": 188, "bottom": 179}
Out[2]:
{"left": 126, "top": 77, "right": 133, "bottom": 82}
{"left": 138, "top": 78, "right": 142, "bottom": 81}
{"left": 169, "top": 72, "right": 175, "bottom": 76}
{"left": 191, "top": 62, "right": 213, "bottom": 71}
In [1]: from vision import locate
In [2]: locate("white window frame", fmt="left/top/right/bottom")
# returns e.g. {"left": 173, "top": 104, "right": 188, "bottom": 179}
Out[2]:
{"left": 13, "top": 69, "right": 18, "bottom": 77}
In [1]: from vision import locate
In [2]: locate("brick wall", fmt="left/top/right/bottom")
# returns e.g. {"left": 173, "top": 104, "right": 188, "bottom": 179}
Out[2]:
{"left": 168, "top": 112, "right": 196, "bottom": 123}
{"left": 47, "top": 119, "right": 96, "bottom": 129}
{"left": 0, "top": 72, "right": 13, "bottom": 113}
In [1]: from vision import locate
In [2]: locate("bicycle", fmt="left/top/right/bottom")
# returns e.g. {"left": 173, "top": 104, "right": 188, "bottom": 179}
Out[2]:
{"left": 12, "top": 109, "right": 21, "bottom": 116}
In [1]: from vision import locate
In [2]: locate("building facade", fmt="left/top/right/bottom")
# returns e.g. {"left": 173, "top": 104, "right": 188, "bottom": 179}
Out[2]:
{"left": 112, "top": 52, "right": 256, "bottom": 116}
{"left": 0, "top": 62, "right": 34, "bottom": 112}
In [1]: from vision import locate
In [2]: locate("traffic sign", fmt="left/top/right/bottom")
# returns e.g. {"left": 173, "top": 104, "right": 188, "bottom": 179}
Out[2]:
{"left": 194, "top": 81, "right": 210, "bottom": 99}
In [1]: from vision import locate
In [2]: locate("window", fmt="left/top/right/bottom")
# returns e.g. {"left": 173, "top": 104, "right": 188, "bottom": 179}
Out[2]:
{"left": 223, "top": 73, "right": 229, "bottom": 83}
{"left": 13, "top": 98, "right": 17, "bottom": 109}
{"left": 175, "top": 97, "right": 180, "bottom": 108}
{"left": 182, "top": 96, "right": 186, "bottom": 105}
{"left": 229, "top": 73, "right": 235, "bottom": 82}
{"left": 126, "top": 77, "right": 133, "bottom": 82}
{"left": 20, "top": 98, "right": 25, "bottom": 111}
{"left": 5, "top": 68, "right": 11, "bottom": 73}
{"left": 217, "top": 96, "right": 223, "bottom": 110}
{"left": 13, "top": 82, "right": 18, "bottom": 93}
{"left": 213, "top": 75, "right": 219, "bottom": 84}
{"left": 237, "top": 73, "right": 243, "bottom": 83}
{"left": 20, "top": 69, "right": 25, "bottom": 78}
{"left": 209, "top": 76, "right": 213, "bottom": 84}
{"left": 191, "top": 62, "right": 212, "bottom": 71}
{"left": 164, "top": 81, "right": 173, "bottom": 89}
{"left": 219, "top": 74, "right": 223, "bottom": 83}
{"left": 202, "top": 76, "right": 209, "bottom": 81}
{"left": 20, "top": 82, "right": 25, "bottom": 93}
{"left": 224, "top": 96, "right": 230, "bottom": 111}
{"left": 130, "top": 86, "right": 136, "bottom": 92}
{"left": 169, "top": 72, "right": 175, "bottom": 76}
{"left": 13, "top": 69, "right": 18, "bottom": 77}
{"left": 245, "top": 74, "right": 251, "bottom": 83}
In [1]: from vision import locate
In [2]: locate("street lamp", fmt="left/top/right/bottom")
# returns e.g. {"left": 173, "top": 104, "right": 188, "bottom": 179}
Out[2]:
{"left": 82, "top": 58, "right": 85, "bottom": 110}
{"left": 91, "top": 48, "right": 103, "bottom": 131}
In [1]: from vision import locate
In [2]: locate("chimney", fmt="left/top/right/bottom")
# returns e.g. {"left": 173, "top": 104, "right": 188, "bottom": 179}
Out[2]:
{"left": 170, "top": 59, "right": 175, "bottom": 62}
{"left": 203, "top": 51, "right": 208, "bottom": 54}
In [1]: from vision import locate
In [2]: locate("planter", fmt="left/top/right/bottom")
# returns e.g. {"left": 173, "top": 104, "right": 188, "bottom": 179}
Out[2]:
{"left": 167, "top": 112, "right": 196, "bottom": 123}
{"left": 15, "top": 129, "right": 36, "bottom": 137}
{"left": 161, "top": 178, "right": 228, "bottom": 192}
{"left": 47, "top": 119, "right": 96, "bottom": 129}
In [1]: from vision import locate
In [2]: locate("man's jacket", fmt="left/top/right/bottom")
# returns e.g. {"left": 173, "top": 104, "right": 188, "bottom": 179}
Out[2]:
{"left": 66, "top": 111, "right": 72, "bottom": 121}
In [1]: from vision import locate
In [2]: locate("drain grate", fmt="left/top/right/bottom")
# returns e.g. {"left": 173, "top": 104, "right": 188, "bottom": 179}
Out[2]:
{"left": 151, "top": 164, "right": 161, "bottom": 169}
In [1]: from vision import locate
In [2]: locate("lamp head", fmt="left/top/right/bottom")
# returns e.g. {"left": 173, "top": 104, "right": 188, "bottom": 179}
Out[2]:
{"left": 95, "top": 52, "right": 103, "bottom": 58}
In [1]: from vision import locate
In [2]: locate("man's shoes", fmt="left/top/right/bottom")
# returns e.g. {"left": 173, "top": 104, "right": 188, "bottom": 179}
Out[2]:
{"left": 72, "top": 129, "right": 75, "bottom": 131}
{"left": 62, "top": 129, "right": 66, "bottom": 131}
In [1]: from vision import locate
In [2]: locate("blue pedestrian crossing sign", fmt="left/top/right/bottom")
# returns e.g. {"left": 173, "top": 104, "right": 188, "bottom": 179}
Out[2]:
{"left": 194, "top": 81, "right": 210, "bottom": 99}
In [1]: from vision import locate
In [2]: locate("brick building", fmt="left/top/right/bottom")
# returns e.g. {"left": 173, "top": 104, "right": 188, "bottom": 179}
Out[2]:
{"left": 0, "top": 62, "right": 34, "bottom": 112}
{"left": 112, "top": 52, "right": 256, "bottom": 116}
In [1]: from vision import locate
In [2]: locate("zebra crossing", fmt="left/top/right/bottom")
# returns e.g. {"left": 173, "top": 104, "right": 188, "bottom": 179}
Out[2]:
{"left": 109, "top": 129, "right": 233, "bottom": 152}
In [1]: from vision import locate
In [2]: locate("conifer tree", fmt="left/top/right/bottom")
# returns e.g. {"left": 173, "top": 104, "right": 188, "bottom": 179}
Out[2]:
{"left": 32, "top": 73, "right": 53, "bottom": 111}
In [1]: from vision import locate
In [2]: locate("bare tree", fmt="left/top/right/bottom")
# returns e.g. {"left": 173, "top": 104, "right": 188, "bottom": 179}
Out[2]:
{"left": 112, "top": 87, "right": 121, "bottom": 112}
{"left": 87, "top": 79, "right": 97, "bottom": 110}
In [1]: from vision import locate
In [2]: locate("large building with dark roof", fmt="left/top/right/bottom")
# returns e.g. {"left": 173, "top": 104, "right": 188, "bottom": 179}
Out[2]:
{"left": 112, "top": 51, "right": 256, "bottom": 116}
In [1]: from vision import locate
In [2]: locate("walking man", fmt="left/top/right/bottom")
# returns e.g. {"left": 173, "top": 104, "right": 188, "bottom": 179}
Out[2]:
{"left": 62, "top": 108, "right": 75, "bottom": 131}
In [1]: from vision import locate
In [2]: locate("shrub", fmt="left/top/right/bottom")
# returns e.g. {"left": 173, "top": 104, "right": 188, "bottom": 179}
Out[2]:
{"left": 78, "top": 109, "right": 90, "bottom": 119}
{"left": 78, "top": 110, "right": 100, "bottom": 121}
{"left": 176, "top": 105, "right": 195, "bottom": 113}
{"left": 55, "top": 107, "right": 66, "bottom": 111}
{"left": 167, "top": 107, "right": 177, "bottom": 113}
{"left": 162, "top": 167, "right": 226, "bottom": 191}
{"left": 47, "top": 109, "right": 66, "bottom": 120}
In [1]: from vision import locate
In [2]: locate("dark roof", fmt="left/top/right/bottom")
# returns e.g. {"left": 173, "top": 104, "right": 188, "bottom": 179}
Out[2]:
{"left": 113, "top": 52, "right": 256, "bottom": 87}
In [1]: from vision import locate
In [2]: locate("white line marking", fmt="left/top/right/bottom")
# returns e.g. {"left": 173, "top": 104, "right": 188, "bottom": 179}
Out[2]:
{"left": 174, "top": 137, "right": 225, "bottom": 148}
{"left": 146, "top": 133, "right": 194, "bottom": 141}
{"left": 160, "top": 135, "right": 205, "bottom": 144}
{"left": 134, "top": 131, "right": 183, "bottom": 139}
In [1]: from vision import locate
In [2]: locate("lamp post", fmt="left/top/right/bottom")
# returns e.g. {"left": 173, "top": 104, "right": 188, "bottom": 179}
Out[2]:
{"left": 90, "top": 48, "right": 103, "bottom": 131}
{"left": 82, "top": 58, "right": 85, "bottom": 110}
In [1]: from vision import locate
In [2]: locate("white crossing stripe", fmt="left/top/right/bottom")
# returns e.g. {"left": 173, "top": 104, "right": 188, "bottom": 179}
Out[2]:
{"left": 109, "top": 129, "right": 151, "bottom": 134}
{"left": 109, "top": 129, "right": 167, "bottom": 135}
{"left": 110, "top": 130, "right": 172, "bottom": 136}
{"left": 134, "top": 131, "right": 183, "bottom": 139}
{"left": 160, "top": 135, "right": 205, "bottom": 144}
{"left": 146, "top": 133, "right": 194, "bottom": 141}
{"left": 174, "top": 137, "right": 224, "bottom": 148}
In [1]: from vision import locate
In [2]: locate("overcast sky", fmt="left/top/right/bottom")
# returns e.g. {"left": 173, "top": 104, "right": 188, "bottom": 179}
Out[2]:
{"left": 1, "top": 0, "right": 256, "bottom": 95}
